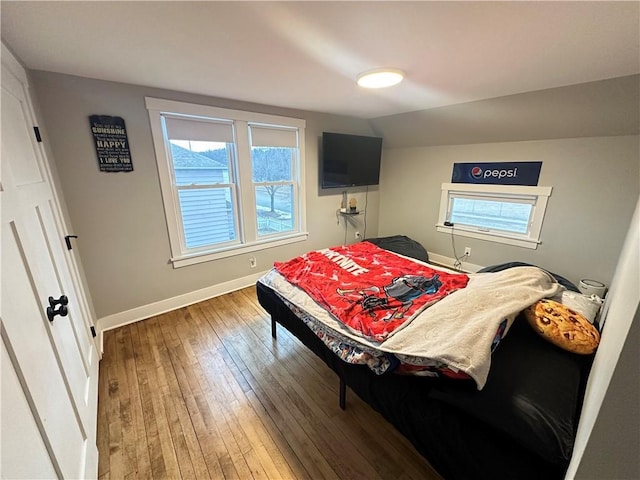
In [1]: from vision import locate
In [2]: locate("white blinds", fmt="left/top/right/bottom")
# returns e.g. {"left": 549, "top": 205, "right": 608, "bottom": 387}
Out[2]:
{"left": 449, "top": 192, "right": 537, "bottom": 205}
{"left": 164, "top": 116, "right": 234, "bottom": 142}
{"left": 250, "top": 125, "right": 298, "bottom": 147}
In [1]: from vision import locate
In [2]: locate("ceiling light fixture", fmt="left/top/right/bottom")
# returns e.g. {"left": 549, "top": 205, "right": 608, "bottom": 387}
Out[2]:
{"left": 356, "top": 68, "right": 405, "bottom": 88}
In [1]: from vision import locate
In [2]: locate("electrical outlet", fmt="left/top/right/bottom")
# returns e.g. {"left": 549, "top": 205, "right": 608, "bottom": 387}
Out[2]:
{"left": 355, "top": 231, "right": 362, "bottom": 240}
{"left": 249, "top": 256, "right": 257, "bottom": 268}
{"left": 464, "top": 247, "right": 471, "bottom": 257}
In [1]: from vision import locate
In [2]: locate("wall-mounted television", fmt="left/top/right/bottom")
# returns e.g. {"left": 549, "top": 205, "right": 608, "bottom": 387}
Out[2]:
{"left": 320, "top": 132, "right": 383, "bottom": 189}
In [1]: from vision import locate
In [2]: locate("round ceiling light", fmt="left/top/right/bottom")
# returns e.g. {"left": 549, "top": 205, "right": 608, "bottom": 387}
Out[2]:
{"left": 356, "top": 68, "right": 404, "bottom": 88}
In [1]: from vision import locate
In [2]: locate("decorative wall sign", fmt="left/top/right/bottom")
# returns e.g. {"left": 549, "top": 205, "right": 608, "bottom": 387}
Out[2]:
{"left": 452, "top": 161, "right": 542, "bottom": 186}
{"left": 89, "top": 115, "right": 133, "bottom": 172}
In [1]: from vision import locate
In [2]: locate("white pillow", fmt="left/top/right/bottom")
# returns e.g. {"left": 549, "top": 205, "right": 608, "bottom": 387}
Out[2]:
{"left": 551, "top": 289, "right": 603, "bottom": 324}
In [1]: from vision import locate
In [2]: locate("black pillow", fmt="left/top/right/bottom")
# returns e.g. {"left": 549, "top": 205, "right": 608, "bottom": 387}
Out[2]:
{"left": 365, "top": 235, "right": 429, "bottom": 263}
{"left": 479, "top": 261, "right": 579, "bottom": 292}
{"left": 428, "top": 317, "right": 588, "bottom": 466}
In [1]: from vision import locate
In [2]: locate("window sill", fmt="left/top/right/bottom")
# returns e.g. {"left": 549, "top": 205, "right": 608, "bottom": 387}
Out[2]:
{"left": 435, "top": 225, "right": 540, "bottom": 249}
{"left": 170, "top": 232, "right": 309, "bottom": 268}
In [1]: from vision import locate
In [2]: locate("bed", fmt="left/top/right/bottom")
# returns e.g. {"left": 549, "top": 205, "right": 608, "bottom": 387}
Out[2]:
{"left": 256, "top": 236, "right": 594, "bottom": 479}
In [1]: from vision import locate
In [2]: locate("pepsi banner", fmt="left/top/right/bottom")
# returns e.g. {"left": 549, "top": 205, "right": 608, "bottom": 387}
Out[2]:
{"left": 452, "top": 161, "right": 542, "bottom": 186}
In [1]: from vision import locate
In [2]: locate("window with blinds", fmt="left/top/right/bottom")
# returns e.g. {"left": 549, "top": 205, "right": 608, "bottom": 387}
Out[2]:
{"left": 164, "top": 116, "right": 238, "bottom": 250}
{"left": 249, "top": 125, "right": 298, "bottom": 238}
{"left": 146, "top": 98, "right": 307, "bottom": 267}
{"left": 437, "top": 183, "right": 552, "bottom": 249}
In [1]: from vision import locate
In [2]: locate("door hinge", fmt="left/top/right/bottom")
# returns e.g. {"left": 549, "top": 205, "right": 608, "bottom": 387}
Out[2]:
{"left": 33, "top": 126, "right": 42, "bottom": 142}
{"left": 64, "top": 235, "right": 78, "bottom": 250}
{"left": 90, "top": 326, "right": 97, "bottom": 338}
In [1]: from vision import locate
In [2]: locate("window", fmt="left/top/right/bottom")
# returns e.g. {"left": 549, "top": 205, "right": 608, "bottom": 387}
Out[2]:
{"left": 146, "top": 98, "right": 307, "bottom": 267}
{"left": 249, "top": 125, "right": 297, "bottom": 238}
{"left": 436, "top": 183, "right": 552, "bottom": 249}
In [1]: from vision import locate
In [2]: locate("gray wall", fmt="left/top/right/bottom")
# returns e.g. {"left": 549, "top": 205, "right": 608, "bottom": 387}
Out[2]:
{"left": 30, "top": 71, "right": 378, "bottom": 319}
{"left": 30, "top": 69, "right": 639, "bottom": 318}
{"left": 376, "top": 136, "right": 639, "bottom": 287}
{"left": 371, "top": 75, "right": 640, "bottom": 287}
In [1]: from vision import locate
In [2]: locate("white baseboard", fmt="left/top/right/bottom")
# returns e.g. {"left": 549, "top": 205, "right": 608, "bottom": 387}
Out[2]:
{"left": 427, "top": 252, "right": 484, "bottom": 273}
{"left": 97, "top": 270, "right": 269, "bottom": 336}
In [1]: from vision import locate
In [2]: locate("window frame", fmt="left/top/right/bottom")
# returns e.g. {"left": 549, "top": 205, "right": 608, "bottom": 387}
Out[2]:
{"left": 146, "top": 97, "right": 308, "bottom": 268}
{"left": 436, "top": 183, "right": 552, "bottom": 249}
{"left": 248, "top": 124, "right": 300, "bottom": 239}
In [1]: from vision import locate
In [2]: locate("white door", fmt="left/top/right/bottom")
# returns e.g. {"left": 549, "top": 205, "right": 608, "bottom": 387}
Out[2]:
{"left": 1, "top": 45, "right": 99, "bottom": 479}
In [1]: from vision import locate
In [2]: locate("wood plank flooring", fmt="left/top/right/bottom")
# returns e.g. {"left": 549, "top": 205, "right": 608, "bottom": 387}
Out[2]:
{"left": 97, "top": 287, "right": 442, "bottom": 479}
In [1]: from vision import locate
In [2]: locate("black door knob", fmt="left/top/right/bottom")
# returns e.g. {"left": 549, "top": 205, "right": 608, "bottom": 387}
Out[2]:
{"left": 48, "top": 295, "right": 69, "bottom": 309}
{"left": 46, "top": 295, "right": 69, "bottom": 322}
{"left": 47, "top": 304, "right": 68, "bottom": 322}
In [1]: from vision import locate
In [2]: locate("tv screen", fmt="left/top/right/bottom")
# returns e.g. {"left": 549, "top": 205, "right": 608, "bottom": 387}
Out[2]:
{"left": 321, "top": 132, "right": 382, "bottom": 188}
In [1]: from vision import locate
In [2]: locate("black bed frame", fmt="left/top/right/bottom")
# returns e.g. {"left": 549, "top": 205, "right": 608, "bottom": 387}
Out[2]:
{"left": 270, "top": 312, "right": 348, "bottom": 410}
{"left": 257, "top": 279, "right": 589, "bottom": 480}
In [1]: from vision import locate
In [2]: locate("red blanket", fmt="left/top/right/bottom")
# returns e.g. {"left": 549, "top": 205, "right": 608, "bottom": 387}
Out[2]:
{"left": 274, "top": 242, "right": 469, "bottom": 341}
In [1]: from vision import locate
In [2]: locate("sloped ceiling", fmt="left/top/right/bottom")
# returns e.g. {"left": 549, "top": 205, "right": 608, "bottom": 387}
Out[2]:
{"left": 371, "top": 75, "right": 640, "bottom": 147}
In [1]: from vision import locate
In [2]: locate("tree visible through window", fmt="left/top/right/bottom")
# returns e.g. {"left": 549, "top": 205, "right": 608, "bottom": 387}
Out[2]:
{"left": 146, "top": 98, "right": 307, "bottom": 266}
{"left": 252, "top": 146, "right": 295, "bottom": 236}
{"left": 249, "top": 125, "right": 298, "bottom": 237}
{"left": 252, "top": 147, "right": 291, "bottom": 212}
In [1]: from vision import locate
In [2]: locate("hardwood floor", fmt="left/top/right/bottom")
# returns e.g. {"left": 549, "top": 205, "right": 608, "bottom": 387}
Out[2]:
{"left": 97, "top": 287, "right": 442, "bottom": 479}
